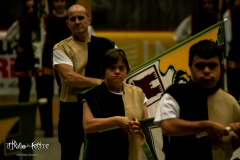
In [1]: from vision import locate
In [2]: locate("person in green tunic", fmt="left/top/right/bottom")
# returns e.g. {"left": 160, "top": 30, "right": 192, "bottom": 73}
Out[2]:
{"left": 78, "top": 48, "right": 148, "bottom": 160}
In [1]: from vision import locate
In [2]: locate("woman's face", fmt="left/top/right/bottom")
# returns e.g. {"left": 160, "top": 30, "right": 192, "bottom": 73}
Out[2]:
{"left": 104, "top": 59, "right": 127, "bottom": 86}
{"left": 53, "top": 0, "right": 66, "bottom": 14}
{"left": 201, "top": 0, "right": 213, "bottom": 13}
{"left": 26, "top": 0, "right": 35, "bottom": 17}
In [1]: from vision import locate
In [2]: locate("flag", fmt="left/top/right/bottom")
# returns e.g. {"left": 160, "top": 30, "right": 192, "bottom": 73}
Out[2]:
{"left": 124, "top": 20, "right": 225, "bottom": 160}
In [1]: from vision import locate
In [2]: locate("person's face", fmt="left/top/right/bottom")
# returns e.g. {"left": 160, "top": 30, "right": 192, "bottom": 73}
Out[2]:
{"left": 53, "top": 0, "right": 66, "bottom": 14}
{"left": 190, "top": 55, "right": 220, "bottom": 88}
{"left": 104, "top": 59, "right": 127, "bottom": 87}
{"left": 26, "top": 0, "right": 35, "bottom": 17}
{"left": 66, "top": 6, "right": 91, "bottom": 36}
{"left": 201, "top": 0, "right": 213, "bottom": 13}
{"left": 235, "top": 0, "right": 240, "bottom": 5}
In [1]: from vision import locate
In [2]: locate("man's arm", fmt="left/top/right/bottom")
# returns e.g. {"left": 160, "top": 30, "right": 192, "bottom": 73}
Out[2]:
{"left": 142, "top": 103, "right": 148, "bottom": 119}
{"left": 55, "top": 64, "right": 102, "bottom": 88}
{"left": 161, "top": 118, "right": 229, "bottom": 139}
{"left": 154, "top": 93, "right": 229, "bottom": 139}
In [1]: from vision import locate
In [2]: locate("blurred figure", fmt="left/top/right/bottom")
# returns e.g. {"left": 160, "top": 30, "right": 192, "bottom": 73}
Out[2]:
{"left": 223, "top": 0, "right": 240, "bottom": 101}
{"left": 88, "top": 23, "right": 96, "bottom": 36}
{"left": 5, "top": 0, "right": 42, "bottom": 102}
{"left": 38, "top": 0, "right": 71, "bottom": 137}
{"left": 173, "top": 0, "right": 219, "bottom": 42}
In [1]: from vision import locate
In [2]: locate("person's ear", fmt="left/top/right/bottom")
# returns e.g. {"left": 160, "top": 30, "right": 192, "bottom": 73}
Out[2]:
{"left": 88, "top": 17, "right": 92, "bottom": 25}
{"left": 188, "top": 64, "right": 192, "bottom": 70}
{"left": 66, "top": 20, "right": 69, "bottom": 28}
{"left": 220, "top": 63, "right": 225, "bottom": 72}
{"left": 128, "top": 64, "right": 132, "bottom": 72}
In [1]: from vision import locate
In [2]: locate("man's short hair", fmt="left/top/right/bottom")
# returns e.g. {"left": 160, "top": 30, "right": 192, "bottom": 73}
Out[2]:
{"left": 101, "top": 48, "right": 130, "bottom": 79}
{"left": 67, "top": 5, "right": 89, "bottom": 20}
{"left": 51, "top": 0, "right": 66, "bottom": 2}
{"left": 197, "top": 0, "right": 218, "bottom": 13}
{"left": 85, "top": 8, "right": 89, "bottom": 17}
{"left": 189, "top": 40, "right": 222, "bottom": 67}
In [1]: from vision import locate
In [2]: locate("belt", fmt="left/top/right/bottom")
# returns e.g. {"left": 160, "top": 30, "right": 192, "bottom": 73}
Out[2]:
{"left": 42, "top": 67, "right": 53, "bottom": 76}
{"left": 13, "top": 70, "right": 32, "bottom": 77}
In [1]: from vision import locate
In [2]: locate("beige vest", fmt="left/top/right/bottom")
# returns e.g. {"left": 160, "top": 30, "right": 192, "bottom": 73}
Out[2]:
{"left": 208, "top": 89, "right": 240, "bottom": 160}
{"left": 53, "top": 37, "right": 88, "bottom": 102}
{"left": 122, "top": 83, "right": 146, "bottom": 160}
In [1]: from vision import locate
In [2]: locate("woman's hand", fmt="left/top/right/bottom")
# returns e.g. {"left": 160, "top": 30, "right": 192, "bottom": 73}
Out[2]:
{"left": 34, "top": 67, "right": 42, "bottom": 77}
{"left": 230, "top": 122, "right": 240, "bottom": 151}
{"left": 132, "top": 117, "right": 143, "bottom": 137}
{"left": 17, "top": 45, "right": 25, "bottom": 53}
{"left": 116, "top": 116, "right": 133, "bottom": 134}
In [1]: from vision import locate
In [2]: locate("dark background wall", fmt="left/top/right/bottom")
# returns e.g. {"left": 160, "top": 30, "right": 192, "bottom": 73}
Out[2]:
{"left": 0, "top": 0, "right": 76, "bottom": 30}
{"left": 0, "top": 0, "right": 236, "bottom": 30}
{"left": 91, "top": 0, "right": 198, "bottom": 30}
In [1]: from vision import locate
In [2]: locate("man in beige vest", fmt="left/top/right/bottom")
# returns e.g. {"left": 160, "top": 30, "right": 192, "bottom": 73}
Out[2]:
{"left": 52, "top": 4, "right": 115, "bottom": 160}
{"left": 154, "top": 40, "right": 240, "bottom": 160}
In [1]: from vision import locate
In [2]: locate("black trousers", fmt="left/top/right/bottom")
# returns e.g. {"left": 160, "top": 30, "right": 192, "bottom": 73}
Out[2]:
{"left": 18, "top": 74, "right": 53, "bottom": 131}
{"left": 59, "top": 101, "right": 85, "bottom": 160}
{"left": 35, "top": 75, "right": 54, "bottom": 130}
{"left": 227, "top": 67, "right": 240, "bottom": 101}
{"left": 18, "top": 77, "right": 31, "bottom": 102}
{"left": 61, "top": 142, "right": 82, "bottom": 160}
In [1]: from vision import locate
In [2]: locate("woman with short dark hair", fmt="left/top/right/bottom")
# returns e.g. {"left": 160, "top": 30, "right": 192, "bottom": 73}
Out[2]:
{"left": 78, "top": 48, "right": 148, "bottom": 160}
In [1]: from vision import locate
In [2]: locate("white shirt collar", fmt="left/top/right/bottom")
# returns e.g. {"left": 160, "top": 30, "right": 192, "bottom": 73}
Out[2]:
{"left": 109, "top": 90, "right": 124, "bottom": 95}
{"left": 52, "top": 10, "right": 67, "bottom": 17}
